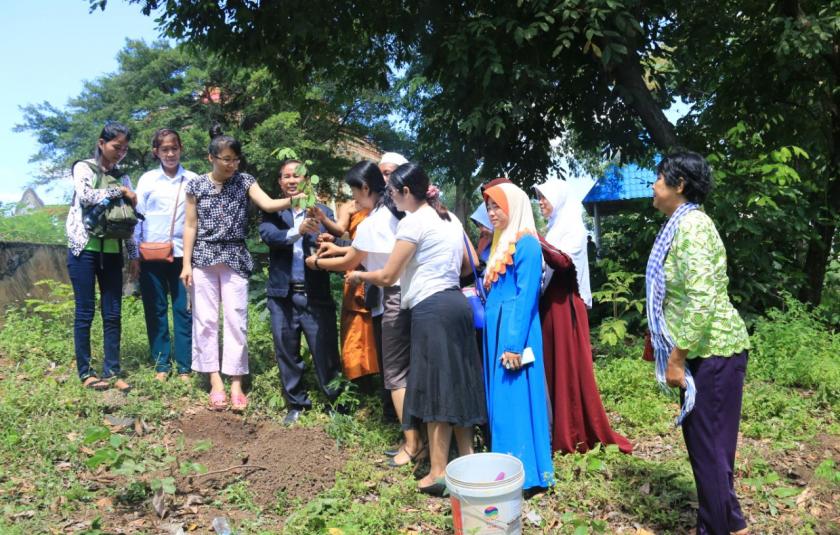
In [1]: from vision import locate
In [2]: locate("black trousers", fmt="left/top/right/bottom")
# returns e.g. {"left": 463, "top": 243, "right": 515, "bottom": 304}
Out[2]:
{"left": 267, "top": 292, "right": 342, "bottom": 410}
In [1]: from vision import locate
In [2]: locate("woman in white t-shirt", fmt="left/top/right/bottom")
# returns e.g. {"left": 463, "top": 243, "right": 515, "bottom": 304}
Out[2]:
{"left": 306, "top": 161, "right": 423, "bottom": 468}
{"left": 348, "top": 163, "right": 487, "bottom": 497}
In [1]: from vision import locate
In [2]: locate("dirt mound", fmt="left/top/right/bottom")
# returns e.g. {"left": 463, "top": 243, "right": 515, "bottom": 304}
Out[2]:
{"left": 174, "top": 409, "right": 348, "bottom": 506}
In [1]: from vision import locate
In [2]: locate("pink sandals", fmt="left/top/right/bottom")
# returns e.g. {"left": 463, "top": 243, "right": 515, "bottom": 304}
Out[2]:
{"left": 231, "top": 393, "right": 248, "bottom": 413}
{"left": 208, "top": 391, "right": 228, "bottom": 411}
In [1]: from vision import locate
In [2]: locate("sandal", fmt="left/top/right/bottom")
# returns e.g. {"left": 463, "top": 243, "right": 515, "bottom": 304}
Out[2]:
{"left": 208, "top": 391, "right": 228, "bottom": 411}
{"left": 388, "top": 444, "right": 428, "bottom": 468}
{"left": 111, "top": 378, "right": 132, "bottom": 394}
{"left": 83, "top": 376, "right": 109, "bottom": 391}
{"left": 418, "top": 477, "right": 449, "bottom": 497}
{"left": 231, "top": 393, "right": 248, "bottom": 413}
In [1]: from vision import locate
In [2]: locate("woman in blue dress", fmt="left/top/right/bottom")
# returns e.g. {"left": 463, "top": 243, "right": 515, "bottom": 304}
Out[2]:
{"left": 482, "top": 181, "right": 554, "bottom": 490}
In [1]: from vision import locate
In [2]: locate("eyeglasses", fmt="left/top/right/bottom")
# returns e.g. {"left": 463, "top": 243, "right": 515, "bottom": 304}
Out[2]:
{"left": 213, "top": 156, "right": 240, "bottom": 165}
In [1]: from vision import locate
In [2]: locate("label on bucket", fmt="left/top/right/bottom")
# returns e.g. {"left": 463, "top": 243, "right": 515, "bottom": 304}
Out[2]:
{"left": 450, "top": 494, "right": 522, "bottom": 534}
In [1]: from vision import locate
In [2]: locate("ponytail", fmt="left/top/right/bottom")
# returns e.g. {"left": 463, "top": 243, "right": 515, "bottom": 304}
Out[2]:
{"left": 390, "top": 163, "right": 450, "bottom": 221}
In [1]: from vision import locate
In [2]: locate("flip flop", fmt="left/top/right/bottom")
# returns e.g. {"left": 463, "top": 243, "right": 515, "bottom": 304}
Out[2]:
{"left": 83, "top": 376, "right": 109, "bottom": 391}
{"left": 110, "top": 378, "right": 132, "bottom": 394}
{"left": 231, "top": 393, "right": 248, "bottom": 413}
{"left": 208, "top": 391, "right": 228, "bottom": 411}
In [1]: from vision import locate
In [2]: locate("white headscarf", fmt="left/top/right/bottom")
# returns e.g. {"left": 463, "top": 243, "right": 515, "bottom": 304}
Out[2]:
{"left": 483, "top": 183, "right": 538, "bottom": 288}
{"left": 470, "top": 203, "right": 493, "bottom": 230}
{"left": 535, "top": 179, "right": 592, "bottom": 308}
{"left": 378, "top": 152, "right": 408, "bottom": 166}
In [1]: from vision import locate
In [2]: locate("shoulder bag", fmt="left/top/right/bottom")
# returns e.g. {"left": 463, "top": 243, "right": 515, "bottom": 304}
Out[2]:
{"left": 461, "top": 233, "right": 486, "bottom": 329}
{"left": 138, "top": 176, "right": 184, "bottom": 262}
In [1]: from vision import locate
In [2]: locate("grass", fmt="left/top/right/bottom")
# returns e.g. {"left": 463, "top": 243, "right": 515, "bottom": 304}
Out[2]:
{"left": 0, "top": 282, "right": 837, "bottom": 533}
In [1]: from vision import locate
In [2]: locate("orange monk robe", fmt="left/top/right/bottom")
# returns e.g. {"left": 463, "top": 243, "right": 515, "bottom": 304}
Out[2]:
{"left": 340, "top": 209, "right": 380, "bottom": 380}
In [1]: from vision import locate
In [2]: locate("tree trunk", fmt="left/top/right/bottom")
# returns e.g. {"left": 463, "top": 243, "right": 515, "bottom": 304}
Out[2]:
{"left": 610, "top": 50, "right": 679, "bottom": 151}
{"left": 798, "top": 220, "right": 835, "bottom": 305}
{"left": 799, "top": 76, "right": 840, "bottom": 305}
{"left": 453, "top": 174, "right": 471, "bottom": 223}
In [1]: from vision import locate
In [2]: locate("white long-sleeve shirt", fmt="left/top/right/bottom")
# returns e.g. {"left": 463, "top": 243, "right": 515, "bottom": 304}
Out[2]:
{"left": 133, "top": 165, "right": 198, "bottom": 257}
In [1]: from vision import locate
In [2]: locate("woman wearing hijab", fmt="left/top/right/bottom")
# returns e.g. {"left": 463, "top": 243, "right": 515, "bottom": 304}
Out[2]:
{"left": 469, "top": 203, "right": 493, "bottom": 267}
{"left": 482, "top": 182, "right": 553, "bottom": 490}
{"left": 534, "top": 179, "right": 632, "bottom": 454}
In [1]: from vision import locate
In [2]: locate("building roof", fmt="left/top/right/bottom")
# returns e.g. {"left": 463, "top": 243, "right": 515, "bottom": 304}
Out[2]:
{"left": 14, "top": 188, "right": 45, "bottom": 215}
{"left": 582, "top": 162, "right": 655, "bottom": 215}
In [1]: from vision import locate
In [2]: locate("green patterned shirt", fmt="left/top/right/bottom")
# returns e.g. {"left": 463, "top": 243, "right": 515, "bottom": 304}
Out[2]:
{"left": 664, "top": 210, "right": 750, "bottom": 359}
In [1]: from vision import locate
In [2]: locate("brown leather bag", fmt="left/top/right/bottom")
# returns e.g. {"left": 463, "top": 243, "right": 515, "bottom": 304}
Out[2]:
{"left": 138, "top": 177, "right": 183, "bottom": 263}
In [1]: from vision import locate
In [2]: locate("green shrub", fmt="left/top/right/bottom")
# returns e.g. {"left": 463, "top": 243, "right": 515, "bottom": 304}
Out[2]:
{"left": 750, "top": 296, "right": 840, "bottom": 414}
{"left": 594, "top": 351, "right": 674, "bottom": 435}
{"left": 0, "top": 206, "right": 68, "bottom": 244}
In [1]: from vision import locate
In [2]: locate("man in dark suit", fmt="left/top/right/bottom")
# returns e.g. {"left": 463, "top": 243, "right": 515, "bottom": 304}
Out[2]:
{"left": 259, "top": 159, "right": 343, "bottom": 425}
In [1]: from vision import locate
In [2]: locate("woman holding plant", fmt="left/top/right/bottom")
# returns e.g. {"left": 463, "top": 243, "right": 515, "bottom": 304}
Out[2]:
{"left": 646, "top": 151, "right": 750, "bottom": 535}
{"left": 348, "top": 163, "right": 486, "bottom": 496}
{"left": 180, "top": 126, "right": 300, "bottom": 412}
{"left": 306, "top": 160, "right": 423, "bottom": 468}
{"left": 534, "top": 178, "right": 632, "bottom": 455}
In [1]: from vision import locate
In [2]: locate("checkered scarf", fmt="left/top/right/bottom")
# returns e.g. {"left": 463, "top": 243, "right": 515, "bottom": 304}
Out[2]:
{"left": 645, "top": 202, "right": 699, "bottom": 426}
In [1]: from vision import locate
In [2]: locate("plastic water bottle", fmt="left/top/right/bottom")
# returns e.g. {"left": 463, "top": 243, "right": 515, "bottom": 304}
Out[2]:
{"left": 211, "top": 517, "right": 232, "bottom": 535}
{"left": 83, "top": 197, "right": 111, "bottom": 228}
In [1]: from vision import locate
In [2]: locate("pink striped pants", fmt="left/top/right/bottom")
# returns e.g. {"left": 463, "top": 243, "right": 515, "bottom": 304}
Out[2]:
{"left": 191, "top": 263, "right": 249, "bottom": 376}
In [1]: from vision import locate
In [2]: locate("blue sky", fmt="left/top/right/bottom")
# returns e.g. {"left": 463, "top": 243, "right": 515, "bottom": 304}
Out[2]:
{"left": 0, "top": 1, "right": 160, "bottom": 204}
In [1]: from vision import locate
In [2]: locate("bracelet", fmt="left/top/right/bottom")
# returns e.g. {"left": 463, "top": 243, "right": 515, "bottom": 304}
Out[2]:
{"left": 314, "top": 257, "right": 321, "bottom": 270}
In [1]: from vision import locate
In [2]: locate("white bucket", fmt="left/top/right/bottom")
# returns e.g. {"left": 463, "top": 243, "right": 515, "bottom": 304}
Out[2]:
{"left": 444, "top": 453, "right": 525, "bottom": 535}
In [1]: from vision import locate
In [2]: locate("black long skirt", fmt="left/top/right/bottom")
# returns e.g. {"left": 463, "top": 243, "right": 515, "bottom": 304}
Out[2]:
{"left": 402, "top": 288, "right": 488, "bottom": 430}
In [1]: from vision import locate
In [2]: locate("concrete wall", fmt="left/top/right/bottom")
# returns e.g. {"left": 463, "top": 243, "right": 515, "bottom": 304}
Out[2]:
{"left": 0, "top": 242, "right": 70, "bottom": 309}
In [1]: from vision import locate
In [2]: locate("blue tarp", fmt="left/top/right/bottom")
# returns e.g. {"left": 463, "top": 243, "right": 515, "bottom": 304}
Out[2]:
{"left": 583, "top": 163, "right": 655, "bottom": 204}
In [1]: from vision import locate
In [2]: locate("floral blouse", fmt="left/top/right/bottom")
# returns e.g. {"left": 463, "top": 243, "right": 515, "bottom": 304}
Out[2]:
{"left": 664, "top": 210, "right": 750, "bottom": 359}
{"left": 66, "top": 159, "right": 139, "bottom": 259}
{"left": 185, "top": 172, "right": 256, "bottom": 278}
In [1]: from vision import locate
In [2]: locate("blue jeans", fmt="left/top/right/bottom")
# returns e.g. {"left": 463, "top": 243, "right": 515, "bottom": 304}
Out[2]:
{"left": 67, "top": 249, "right": 123, "bottom": 381}
{"left": 139, "top": 258, "right": 192, "bottom": 374}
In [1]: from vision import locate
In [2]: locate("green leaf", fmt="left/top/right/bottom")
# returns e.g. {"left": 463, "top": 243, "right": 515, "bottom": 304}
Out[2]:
{"left": 85, "top": 448, "right": 117, "bottom": 469}
{"left": 160, "top": 477, "right": 176, "bottom": 494}
{"left": 772, "top": 487, "right": 801, "bottom": 498}
{"left": 82, "top": 426, "right": 111, "bottom": 445}
{"left": 192, "top": 439, "right": 213, "bottom": 453}
{"left": 310, "top": 175, "right": 320, "bottom": 185}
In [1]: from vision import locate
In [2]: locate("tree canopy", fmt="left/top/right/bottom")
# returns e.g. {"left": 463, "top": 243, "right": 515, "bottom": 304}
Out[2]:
{"left": 16, "top": 39, "right": 402, "bottom": 197}
{"left": 56, "top": 1, "right": 840, "bottom": 309}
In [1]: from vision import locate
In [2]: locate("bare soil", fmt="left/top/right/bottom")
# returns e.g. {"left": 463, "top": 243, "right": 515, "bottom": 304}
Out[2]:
{"left": 174, "top": 408, "right": 347, "bottom": 506}
{"left": 101, "top": 407, "right": 350, "bottom": 533}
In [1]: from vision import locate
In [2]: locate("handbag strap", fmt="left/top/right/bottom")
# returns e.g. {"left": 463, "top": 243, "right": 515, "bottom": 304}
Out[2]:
{"left": 463, "top": 233, "right": 486, "bottom": 303}
{"left": 167, "top": 176, "right": 185, "bottom": 242}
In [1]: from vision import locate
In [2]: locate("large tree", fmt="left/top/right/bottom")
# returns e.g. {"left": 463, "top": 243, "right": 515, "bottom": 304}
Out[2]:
{"left": 86, "top": 1, "right": 838, "bottom": 307}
